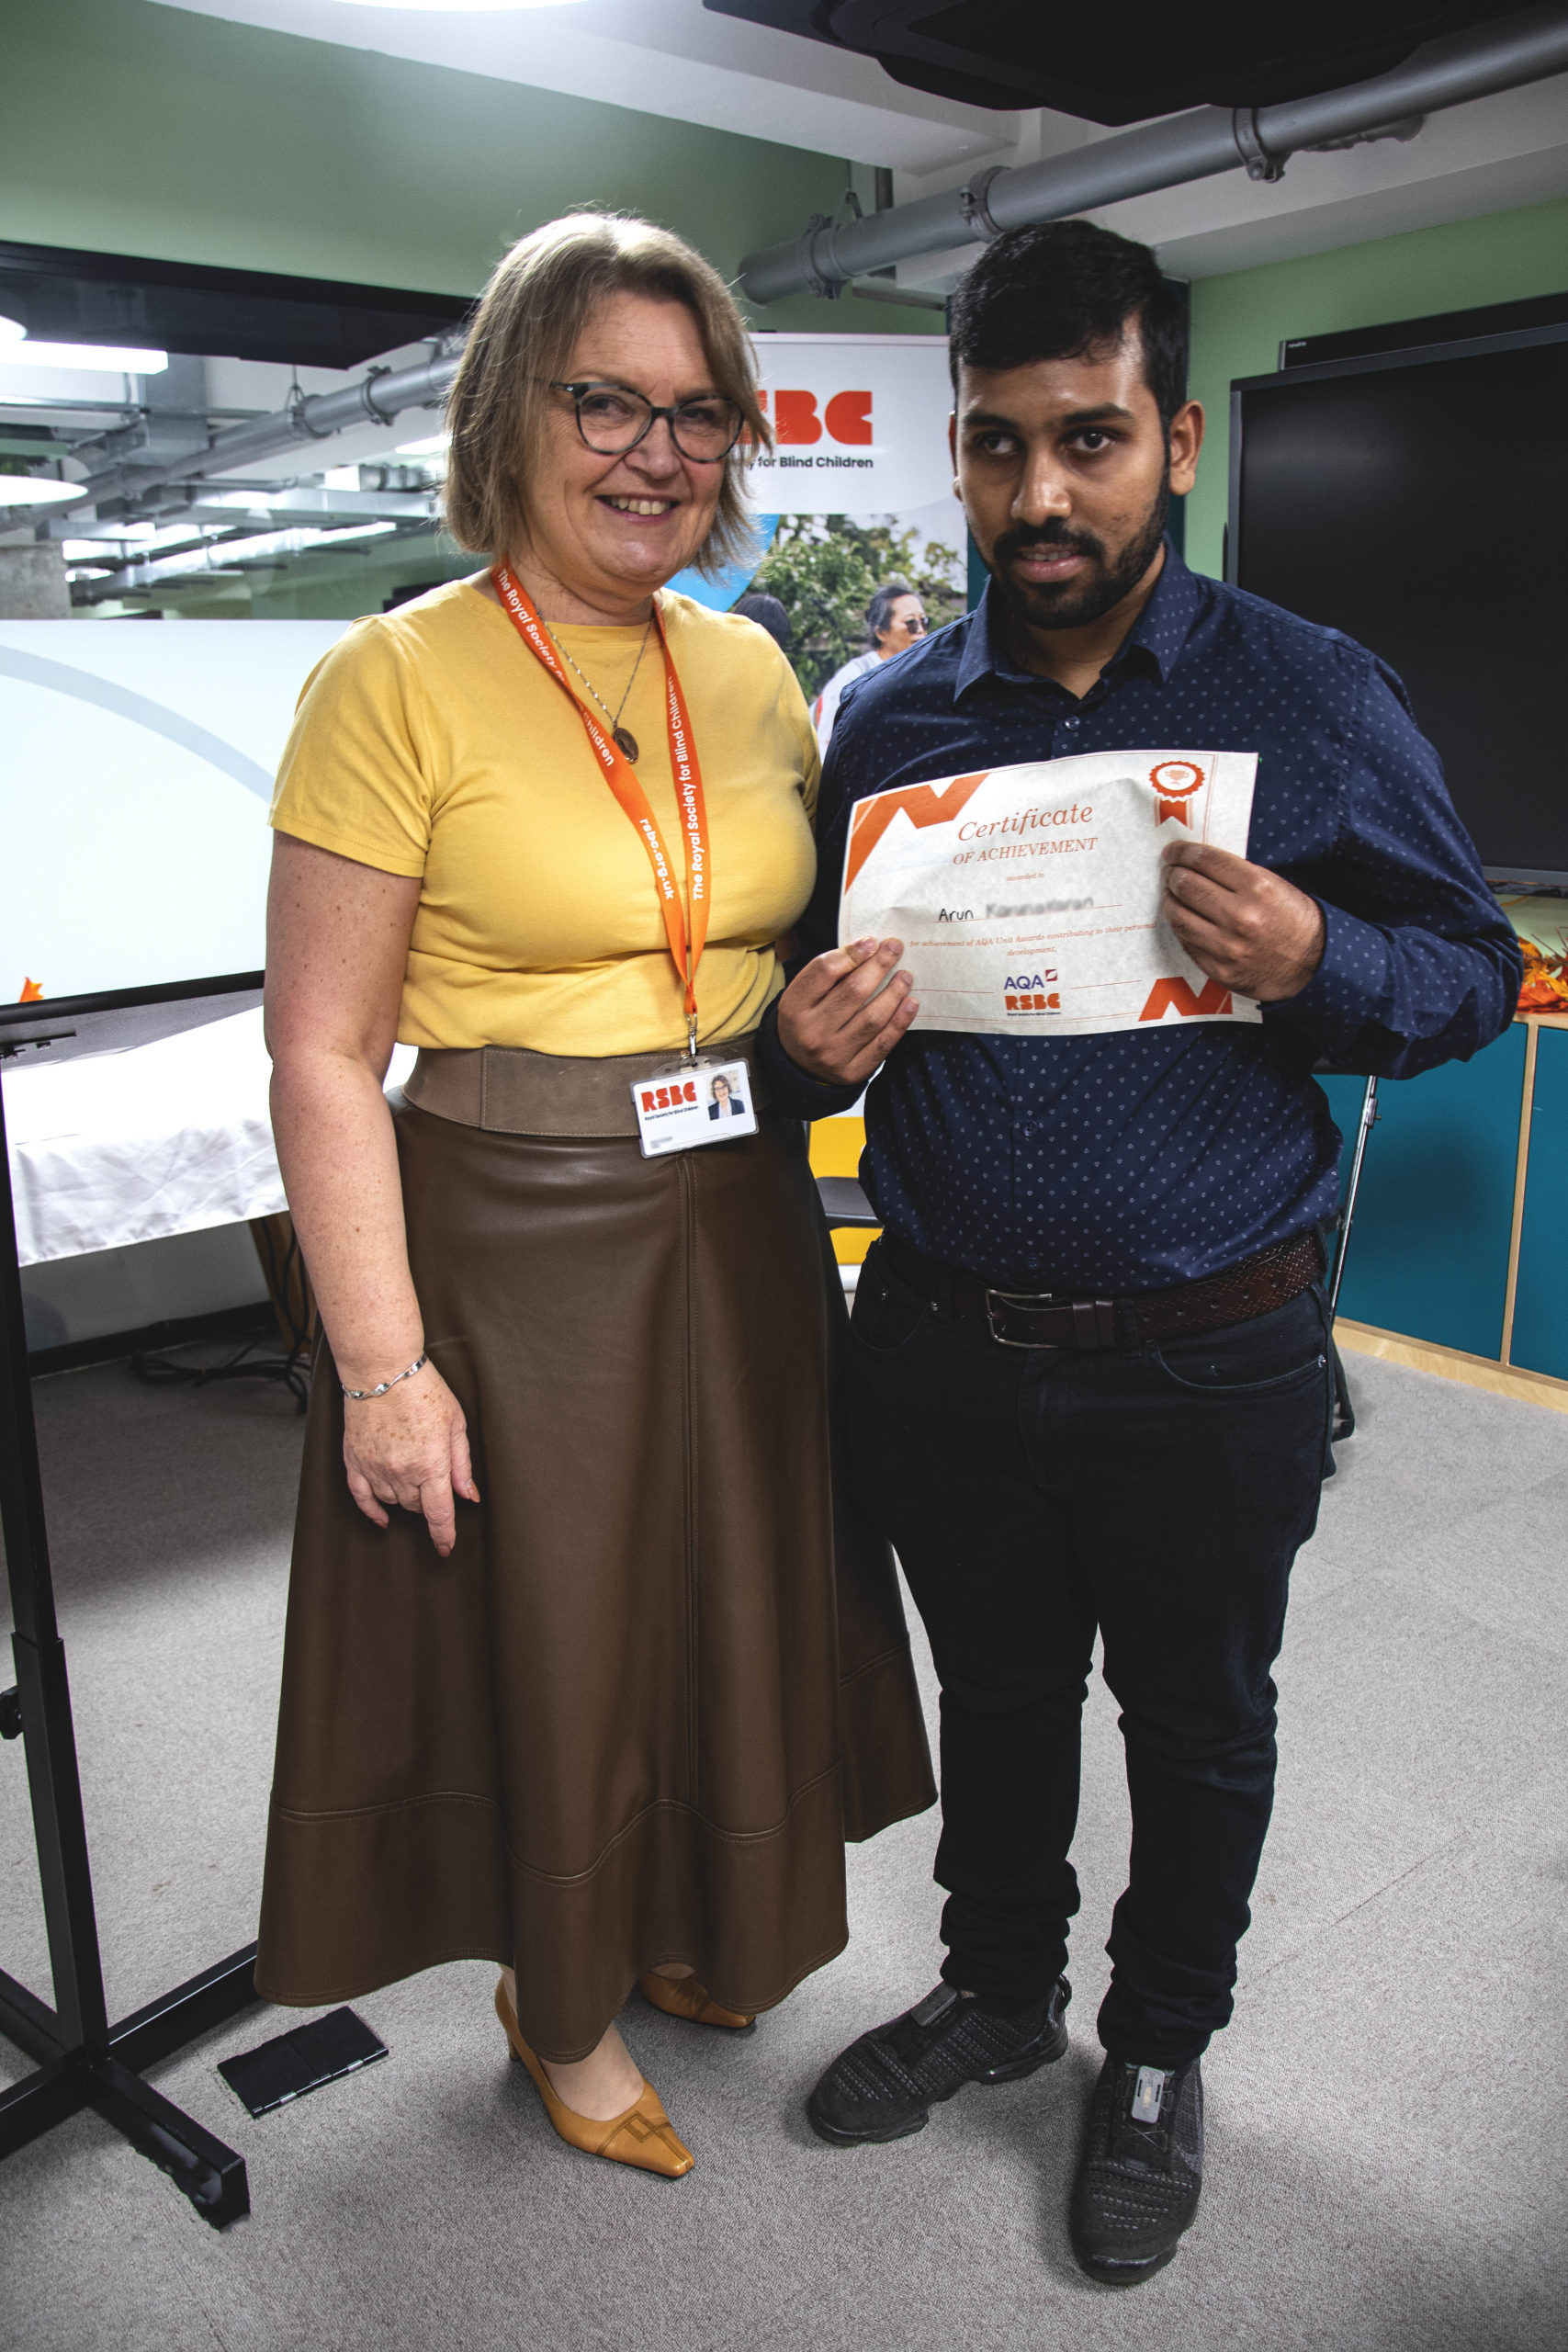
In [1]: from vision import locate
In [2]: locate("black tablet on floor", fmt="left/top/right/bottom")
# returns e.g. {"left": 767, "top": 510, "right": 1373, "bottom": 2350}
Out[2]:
{"left": 219, "top": 2006, "right": 387, "bottom": 2118}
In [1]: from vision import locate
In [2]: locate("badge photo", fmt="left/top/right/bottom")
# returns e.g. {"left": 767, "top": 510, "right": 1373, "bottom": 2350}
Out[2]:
{"left": 630, "top": 1058, "right": 758, "bottom": 1159}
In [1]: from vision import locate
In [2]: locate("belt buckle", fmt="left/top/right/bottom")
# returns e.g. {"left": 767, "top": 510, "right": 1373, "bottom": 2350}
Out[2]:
{"left": 985, "top": 1289, "right": 1119, "bottom": 1351}
{"left": 984, "top": 1286, "right": 1064, "bottom": 1350}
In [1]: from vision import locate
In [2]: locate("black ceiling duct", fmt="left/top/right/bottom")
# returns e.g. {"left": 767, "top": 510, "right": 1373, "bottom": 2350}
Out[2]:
{"left": 0, "top": 243, "right": 473, "bottom": 370}
{"left": 705, "top": 0, "right": 1531, "bottom": 122}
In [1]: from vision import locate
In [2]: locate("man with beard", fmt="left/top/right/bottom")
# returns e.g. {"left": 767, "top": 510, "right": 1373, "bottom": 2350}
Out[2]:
{"left": 756, "top": 220, "right": 1518, "bottom": 2283}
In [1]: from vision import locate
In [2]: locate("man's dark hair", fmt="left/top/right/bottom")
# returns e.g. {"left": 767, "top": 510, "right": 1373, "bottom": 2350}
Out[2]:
{"left": 947, "top": 220, "right": 1188, "bottom": 430}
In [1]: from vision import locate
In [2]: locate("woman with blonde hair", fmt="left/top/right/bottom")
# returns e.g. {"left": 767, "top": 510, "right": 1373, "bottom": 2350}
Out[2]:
{"left": 254, "top": 212, "right": 931, "bottom": 2176}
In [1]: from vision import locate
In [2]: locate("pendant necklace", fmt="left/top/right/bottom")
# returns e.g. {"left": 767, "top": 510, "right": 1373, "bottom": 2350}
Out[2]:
{"left": 547, "top": 614, "right": 653, "bottom": 763}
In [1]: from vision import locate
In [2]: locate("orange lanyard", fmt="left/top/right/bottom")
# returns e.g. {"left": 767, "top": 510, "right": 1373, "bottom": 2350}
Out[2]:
{"left": 492, "top": 564, "right": 710, "bottom": 1057}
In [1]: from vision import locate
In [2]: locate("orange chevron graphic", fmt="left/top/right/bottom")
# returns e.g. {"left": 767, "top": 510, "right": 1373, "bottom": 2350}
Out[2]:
{"left": 844, "top": 772, "right": 990, "bottom": 891}
{"left": 1138, "top": 976, "right": 1234, "bottom": 1022}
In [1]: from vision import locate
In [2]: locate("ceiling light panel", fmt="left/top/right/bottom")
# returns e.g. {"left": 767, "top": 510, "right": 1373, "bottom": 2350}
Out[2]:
{"left": 0, "top": 340, "right": 168, "bottom": 375}
{"left": 0, "top": 478, "right": 84, "bottom": 505}
{"left": 331, "top": 0, "right": 583, "bottom": 9}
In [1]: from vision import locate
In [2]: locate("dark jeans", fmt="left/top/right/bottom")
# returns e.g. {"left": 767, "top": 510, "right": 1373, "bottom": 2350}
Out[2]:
{"left": 846, "top": 1240, "right": 1335, "bottom": 2066}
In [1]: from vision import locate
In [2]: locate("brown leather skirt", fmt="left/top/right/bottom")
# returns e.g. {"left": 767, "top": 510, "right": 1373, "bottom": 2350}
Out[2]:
{"left": 254, "top": 1092, "right": 933, "bottom": 2060}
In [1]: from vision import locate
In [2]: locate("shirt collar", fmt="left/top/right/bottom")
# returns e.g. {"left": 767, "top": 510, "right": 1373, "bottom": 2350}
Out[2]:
{"left": 953, "top": 539, "right": 1202, "bottom": 702}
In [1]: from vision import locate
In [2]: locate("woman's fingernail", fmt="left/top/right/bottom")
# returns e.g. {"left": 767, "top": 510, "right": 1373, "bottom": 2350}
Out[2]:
{"left": 853, "top": 937, "right": 876, "bottom": 956}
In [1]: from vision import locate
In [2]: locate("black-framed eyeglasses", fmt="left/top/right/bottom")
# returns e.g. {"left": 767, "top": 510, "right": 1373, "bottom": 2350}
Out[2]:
{"left": 891, "top": 613, "right": 930, "bottom": 634}
{"left": 549, "top": 379, "right": 746, "bottom": 464}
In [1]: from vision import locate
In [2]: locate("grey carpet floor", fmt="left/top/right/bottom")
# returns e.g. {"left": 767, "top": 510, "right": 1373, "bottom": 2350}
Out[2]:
{"left": 2, "top": 1351, "right": 1564, "bottom": 2352}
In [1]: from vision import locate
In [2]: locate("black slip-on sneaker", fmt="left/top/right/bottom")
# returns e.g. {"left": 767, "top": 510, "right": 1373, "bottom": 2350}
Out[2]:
{"left": 807, "top": 1978, "right": 1070, "bottom": 2146}
{"left": 1069, "top": 2053, "right": 1203, "bottom": 2285}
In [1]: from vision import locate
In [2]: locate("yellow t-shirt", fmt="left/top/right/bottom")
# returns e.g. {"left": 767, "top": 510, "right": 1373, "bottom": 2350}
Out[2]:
{"left": 269, "top": 578, "right": 820, "bottom": 1055}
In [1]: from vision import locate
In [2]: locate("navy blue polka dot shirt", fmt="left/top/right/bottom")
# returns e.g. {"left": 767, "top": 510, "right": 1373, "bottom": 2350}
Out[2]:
{"left": 760, "top": 547, "right": 1521, "bottom": 1295}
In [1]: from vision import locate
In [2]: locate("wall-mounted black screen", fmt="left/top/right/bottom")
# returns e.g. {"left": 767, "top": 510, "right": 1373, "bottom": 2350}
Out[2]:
{"left": 1230, "top": 328, "right": 1568, "bottom": 883}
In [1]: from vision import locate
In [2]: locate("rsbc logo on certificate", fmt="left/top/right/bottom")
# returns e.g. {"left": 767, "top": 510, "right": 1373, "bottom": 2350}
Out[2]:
{"left": 838, "top": 750, "right": 1260, "bottom": 1038}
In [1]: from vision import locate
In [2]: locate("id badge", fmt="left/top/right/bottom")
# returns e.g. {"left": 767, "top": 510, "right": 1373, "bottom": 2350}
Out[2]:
{"left": 630, "top": 1056, "right": 759, "bottom": 1159}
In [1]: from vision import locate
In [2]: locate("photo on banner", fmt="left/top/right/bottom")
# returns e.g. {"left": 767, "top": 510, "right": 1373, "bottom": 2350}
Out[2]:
{"left": 660, "top": 333, "right": 964, "bottom": 707}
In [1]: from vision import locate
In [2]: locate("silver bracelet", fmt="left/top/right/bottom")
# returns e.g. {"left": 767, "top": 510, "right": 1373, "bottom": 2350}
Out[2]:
{"left": 341, "top": 1351, "right": 428, "bottom": 1402}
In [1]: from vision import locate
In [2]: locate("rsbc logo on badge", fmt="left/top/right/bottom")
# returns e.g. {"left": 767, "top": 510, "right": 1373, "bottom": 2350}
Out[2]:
{"left": 630, "top": 1057, "right": 760, "bottom": 1159}
{"left": 640, "top": 1080, "right": 698, "bottom": 1113}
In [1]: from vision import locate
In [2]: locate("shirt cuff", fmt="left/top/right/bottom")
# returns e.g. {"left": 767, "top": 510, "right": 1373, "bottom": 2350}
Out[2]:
{"left": 1264, "top": 899, "right": 1393, "bottom": 1051}
{"left": 755, "top": 997, "right": 863, "bottom": 1122}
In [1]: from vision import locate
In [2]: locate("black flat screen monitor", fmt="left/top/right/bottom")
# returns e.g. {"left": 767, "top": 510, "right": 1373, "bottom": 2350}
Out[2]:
{"left": 1228, "top": 324, "right": 1568, "bottom": 886}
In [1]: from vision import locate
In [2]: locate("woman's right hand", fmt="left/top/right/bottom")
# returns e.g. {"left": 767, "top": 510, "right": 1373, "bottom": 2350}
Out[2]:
{"left": 341, "top": 1360, "right": 479, "bottom": 1559}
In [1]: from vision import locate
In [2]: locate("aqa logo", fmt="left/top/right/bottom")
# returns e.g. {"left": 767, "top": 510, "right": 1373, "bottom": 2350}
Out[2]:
{"left": 1004, "top": 972, "right": 1060, "bottom": 1012}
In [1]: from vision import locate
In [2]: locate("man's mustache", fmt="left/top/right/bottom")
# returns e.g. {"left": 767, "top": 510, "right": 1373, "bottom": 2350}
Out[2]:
{"left": 994, "top": 521, "right": 1104, "bottom": 565}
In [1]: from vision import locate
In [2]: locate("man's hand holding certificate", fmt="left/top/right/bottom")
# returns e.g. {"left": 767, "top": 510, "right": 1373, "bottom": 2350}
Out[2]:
{"left": 837, "top": 749, "right": 1263, "bottom": 1037}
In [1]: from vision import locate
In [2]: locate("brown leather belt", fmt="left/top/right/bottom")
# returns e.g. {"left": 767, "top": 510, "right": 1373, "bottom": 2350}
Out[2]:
{"left": 401, "top": 1029, "right": 766, "bottom": 1138}
{"left": 879, "top": 1227, "right": 1325, "bottom": 1353}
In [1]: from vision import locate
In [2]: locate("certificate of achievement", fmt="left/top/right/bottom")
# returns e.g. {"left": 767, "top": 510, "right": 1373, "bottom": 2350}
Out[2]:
{"left": 838, "top": 748, "right": 1260, "bottom": 1038}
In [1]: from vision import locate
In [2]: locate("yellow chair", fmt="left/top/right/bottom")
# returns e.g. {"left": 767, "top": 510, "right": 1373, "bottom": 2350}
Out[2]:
{"left": 809, "top": 1115, "right": 880, "bottom": 1267}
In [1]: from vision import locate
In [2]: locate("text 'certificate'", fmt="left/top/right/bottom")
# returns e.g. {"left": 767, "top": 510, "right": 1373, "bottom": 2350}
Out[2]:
{"left": 838, "top": 749, "right": 1260, "bottom": 1039}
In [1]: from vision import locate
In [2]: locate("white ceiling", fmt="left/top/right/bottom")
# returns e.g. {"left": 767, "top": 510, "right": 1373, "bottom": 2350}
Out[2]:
{"left": 149, "top": 0, "right": 1568, "bottom": 283}
{"left": 145, "top": 0, "right": 1020, "bottom": 174}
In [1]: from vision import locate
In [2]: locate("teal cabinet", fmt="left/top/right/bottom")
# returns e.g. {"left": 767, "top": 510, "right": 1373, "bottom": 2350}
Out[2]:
{"left": 1508, "top": 1025, "right": 1568, "bottom": 1380}
{"left": 1318, "top": 1023, "right": 1528, "bottom": 1360}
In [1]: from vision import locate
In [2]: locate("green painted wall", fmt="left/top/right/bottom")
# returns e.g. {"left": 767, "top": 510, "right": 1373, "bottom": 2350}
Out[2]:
{"left": 0, "top": 0, "right": 863, "bottom": 336}
{"left": 1185, "top": 194, "right": 1568, "bottom": 578}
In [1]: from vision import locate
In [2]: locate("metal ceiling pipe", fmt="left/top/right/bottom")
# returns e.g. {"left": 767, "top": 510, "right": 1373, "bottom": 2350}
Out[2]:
{"left": 5, "top": 345, "right": 461, "bottom": 526}
{"left": 738, "top": 5, "right": 1568, "bottom": 304}
{"left": 177, "top": 347, "right": 458, "bottom": 479}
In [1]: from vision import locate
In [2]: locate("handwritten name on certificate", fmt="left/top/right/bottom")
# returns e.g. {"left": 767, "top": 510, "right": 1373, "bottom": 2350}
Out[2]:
{"left": 838, "top": 749, "right": 1260, "bottom": 1038}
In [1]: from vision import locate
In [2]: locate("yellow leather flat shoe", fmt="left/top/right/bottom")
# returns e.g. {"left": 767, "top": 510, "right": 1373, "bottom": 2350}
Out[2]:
{"left": 494, "top": 1978, "right": 694, "bottom": 2178}
{"left": 638, "top": 1973, "right": 756, "bottom": 2030}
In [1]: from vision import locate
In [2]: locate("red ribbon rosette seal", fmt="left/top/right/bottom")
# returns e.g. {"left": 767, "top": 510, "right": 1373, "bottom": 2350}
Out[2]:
{"left": 1149, "top": 759, "right": 1207, "bottom": 827}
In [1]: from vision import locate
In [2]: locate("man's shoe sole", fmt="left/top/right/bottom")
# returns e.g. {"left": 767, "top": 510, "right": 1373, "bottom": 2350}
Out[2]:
{"left": 806, "top": 2020, "right": 1068, "bottom": 2146}
{"left": 806, "top": 2093, "right": 931, "bottom": 2146}
{"left": 1081, "top": 2239, "right": 1175, "bottom": 2277}
{"left": 1071, "top": 2233, "right": 1188, "bottom": 2286}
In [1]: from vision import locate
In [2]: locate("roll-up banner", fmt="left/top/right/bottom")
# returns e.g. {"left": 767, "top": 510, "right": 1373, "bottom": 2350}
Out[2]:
{"left": 670, "top": 332, "right": 964, "bottom": 735}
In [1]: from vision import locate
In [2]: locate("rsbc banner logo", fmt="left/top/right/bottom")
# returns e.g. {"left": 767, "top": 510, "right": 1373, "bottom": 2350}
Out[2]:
{"left": 757, "top": 387, "right": 872, "bottom": 446}
{"left": 747, "top": 334, "right": 953, "bottom": 514}
{"left": 639, "top": 1080, "right": 698, "bottom": 1112}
